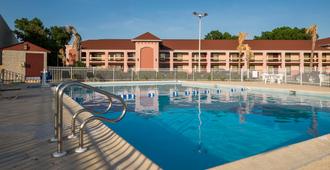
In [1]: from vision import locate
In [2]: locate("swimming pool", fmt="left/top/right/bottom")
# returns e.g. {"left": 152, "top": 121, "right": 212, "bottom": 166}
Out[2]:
{"left": 70, "top": 83, "right": 330, "bottom": 170}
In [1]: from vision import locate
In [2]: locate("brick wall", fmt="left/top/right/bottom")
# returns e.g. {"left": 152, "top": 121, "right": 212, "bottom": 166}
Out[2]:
{"left": 1, "top": 50, "right": 26, "bottom": 76}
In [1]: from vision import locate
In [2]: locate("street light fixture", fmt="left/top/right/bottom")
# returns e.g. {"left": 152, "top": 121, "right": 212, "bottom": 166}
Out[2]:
{"left": 193, "top": 12, "right": 208, "bottom": 72}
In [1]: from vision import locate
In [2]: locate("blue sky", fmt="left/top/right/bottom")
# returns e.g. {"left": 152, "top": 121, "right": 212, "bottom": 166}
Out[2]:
{"left": 1, "top": 0, "right": 330, "bottom": 40}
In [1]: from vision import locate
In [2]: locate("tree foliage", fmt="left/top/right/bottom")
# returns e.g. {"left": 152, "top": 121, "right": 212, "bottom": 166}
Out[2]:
{"left": 73, "top": 61, "right": 86, "bottom": 67}
{"left": 204, "top": 30, "right": 238, "bottom": 40}
{"left": 14, "top": 18, "right": 71, "bottom": 66}
{"left": 254, "top": 26, "right": 317, "bottom": 40}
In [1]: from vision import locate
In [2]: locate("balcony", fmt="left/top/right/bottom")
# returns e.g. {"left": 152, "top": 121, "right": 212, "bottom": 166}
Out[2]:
{"left": 159, "top": 58, "right": 170, "bottom": 62}
{"left": 267, "top": 58, "right": 281, "bottom": 62}
{"left": 109, "top": 57, "right": 124, "bottom": 62}
{"left": 90, "top": 57, "right": 104, "bottom": 62}
{"left": 249, "top": 59, "right": 263, "bottom": 63}
{"left": 230, "top": 58, "right": 240, "bottom": 62}
{"left": 127, "top": 58, "right": 135, "bottom": 62}
{"left": 211, "top": 58, "right": 226, "bottom": 62}
{"left": 173, "top": 58, "right": 189, "bottom": 62}
{"left": 192, "top": 58, "right": 207, "bottom": 62}
{"left": 285, "top": 59, "right": 300, "bottom": 62}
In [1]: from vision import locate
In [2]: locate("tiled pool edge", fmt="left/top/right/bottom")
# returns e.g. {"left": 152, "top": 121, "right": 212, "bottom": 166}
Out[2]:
{"left": 59, "top": 88, "right": 161, "bottom": 170}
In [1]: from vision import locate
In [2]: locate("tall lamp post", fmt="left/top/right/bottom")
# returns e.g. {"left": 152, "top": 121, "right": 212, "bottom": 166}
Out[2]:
{"left": 193, "top": 12, "right": 208, "bottom": 72}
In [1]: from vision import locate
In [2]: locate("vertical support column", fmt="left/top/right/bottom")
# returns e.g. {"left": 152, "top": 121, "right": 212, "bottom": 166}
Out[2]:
{"left": 281, "top": 52, "right": 286, "bottom": 72}
{"left": 124, "top": 52, "right": 128, "bottom": 72}
{"left": 135, "top": 48, "right": 140, "bottom": 72}
{"left": 170, "top": 51, "right": 174, "bottom": 71}
{"left": 188, "top": 52, "right": 193, "bottom": 73}
{"left": 104, "top": 51, "right": 109, "bottom": 68}
{"left": 206, "top": 52, "right": 211, "bottom": 73}
{"left": 318, "top": 52, "right": 323, "bottom": 72}
{"left": 225, "top": 52, "right": 230, "bottom": 70}
{"left": 299, "top": 52, "right": 304, "bottom": 72}
{"left": 262, "top": 52, "right": 267, "bottom": 73}
{"left": 154, "top": 42, "right": 159, "bottom": 72}
{"left": 86, "top": 51, "right": 90, "bottom": 68}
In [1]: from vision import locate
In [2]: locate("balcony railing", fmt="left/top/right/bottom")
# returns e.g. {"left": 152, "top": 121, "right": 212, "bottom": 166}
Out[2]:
{"left": 173, "top": 58, "right": 189, "bottom": 62}
{"left": 109, "top": 57, "right": 124, "bottom": 61}
{"left": 192, "top": 58, "right": 207, "bottom": 62}
{"left": 285, "top": 59, "right": 300, "bottom": 62}
{"left": 267, "top": 58, "right": 281, "bottom": 62}
{"left": 211, "top": 58, "right": 226, "bottom": 62}
{"left": 249, "top": 59, "right": 263, "bottom": 62}
{"left": 230, "top": 59, "right": 240, "bottom": 62}
{"left": 90, "top": 57, "right": 104, "bottom": 61}
{"left": 304, "top": 59, "right": 318, "bottom": 62}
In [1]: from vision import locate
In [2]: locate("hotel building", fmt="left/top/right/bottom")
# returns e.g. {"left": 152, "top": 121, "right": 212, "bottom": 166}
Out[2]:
{"left": 65, "top": 32, "right": 330, "bottom": 73}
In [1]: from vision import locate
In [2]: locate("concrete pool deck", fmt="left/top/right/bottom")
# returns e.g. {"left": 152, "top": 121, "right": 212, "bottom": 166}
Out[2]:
{"left": 0, "top": 81, "right": 329, "bottom": 169}
{"left": 0, "top": 85, "right": 160, "bottom": 169}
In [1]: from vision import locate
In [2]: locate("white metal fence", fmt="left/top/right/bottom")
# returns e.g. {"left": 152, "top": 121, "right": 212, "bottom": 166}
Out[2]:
{"left": 0, "top": 69, "right": 25, "bottom": 83}
{"left": 47, "top": 67, "right": 330, "bottom": 87}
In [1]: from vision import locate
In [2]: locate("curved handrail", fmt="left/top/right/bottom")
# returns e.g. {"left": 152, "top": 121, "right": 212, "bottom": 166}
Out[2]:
{"left": 75, "top": 93, "right": 127, "bottom": 153}
{"left": 53, "top": 81, "right": 126, "bottom": 158}
{"left": 68, "top": 95, "right": 113, "bottom": 139}
{"left": 50, "top": 80, "right": 78, "bottom": 142}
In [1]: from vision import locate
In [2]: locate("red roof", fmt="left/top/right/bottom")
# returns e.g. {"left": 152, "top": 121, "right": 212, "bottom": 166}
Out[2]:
{"left": 80, "top": 32, "right": 330, "bottom": 51}
{"left": 132, "top": 32, "right": 161, "bottom": 41}
{"left": 1, "top": 41, "right": 49, "bottom": 52}
{"left": 317, "top": 38, "right": 330, "bottom": 47}
{"left": 81, "top": 39, "right": 135, "bottom": 50}
{"left": 161, "top": 39, "right": 330, "bottom": 51}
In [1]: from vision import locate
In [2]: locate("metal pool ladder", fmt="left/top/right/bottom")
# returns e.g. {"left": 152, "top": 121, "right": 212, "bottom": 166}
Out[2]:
{"left": 51, "top": 81, "right": 127, "bottom": 158}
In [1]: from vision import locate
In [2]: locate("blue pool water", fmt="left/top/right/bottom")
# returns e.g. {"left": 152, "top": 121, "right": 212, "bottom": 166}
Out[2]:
{"left": 71, "top": 84, "right": 330, "bottom": 170}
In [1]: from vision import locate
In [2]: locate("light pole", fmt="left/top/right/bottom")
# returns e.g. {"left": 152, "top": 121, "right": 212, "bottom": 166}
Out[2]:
{"left": 193, "top": 12, "right": 208, "bottom": 72}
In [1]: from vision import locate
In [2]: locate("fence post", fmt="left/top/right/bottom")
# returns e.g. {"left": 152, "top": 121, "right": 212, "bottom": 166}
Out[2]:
{"left": 193, "top": 70, "right": 195, "bottom": 81}
{"left": 240, "top": 68, "right": 243, "bottom": 82}
{"left": 229, "top": 68, "right": 232, "bottom": 81}
{"left": 300, "top": 71, "right": 303, "bottom": 85}
{"left": 112, "top": 68, "right": 115, "bottom": 82}
{"left": 174, "top": 69, "right": 177, "bottom": 81}
{"left": 211, "top": 68, "right": 213, "bottom": 81}
{"left": 60, "top": 69, "right": 63, "bottom": 81}
{"left": 156, "top": 70, "right": 158, "bottom": 80}
{"left": 70, "top": 67, "right": 73, "bottom": 80}
{"left": 284, "top": 68, "right": 287, "bottom": 84}
{"left": 131, "top": 69, "right": 133, "bottom": 81}
{"left": 1, "top": 69, "right": 4, "bottom": 82}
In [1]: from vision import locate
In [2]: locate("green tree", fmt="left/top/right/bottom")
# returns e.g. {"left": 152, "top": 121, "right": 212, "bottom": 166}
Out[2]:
{"left": 254, "top": 26, "right": 316, "bottom": 40}
{"left": 204, "top": 30, "right": 238, "bottom": 40}
{"left": 14, "top": 18, "right": 48, "bottom": 45}
{"left": 49, "top": 26, "right": 72, "bottom": 65}
{"left": 73, "top": 61, "right": 86, "bottom": 67}
{"left": 14, "top": 17, "right": 71, "bottom": 66}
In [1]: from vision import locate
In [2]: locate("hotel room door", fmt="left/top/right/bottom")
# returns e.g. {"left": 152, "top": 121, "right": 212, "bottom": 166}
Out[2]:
{"left": 140, "top": 47, "right": 154, "bottom": 69}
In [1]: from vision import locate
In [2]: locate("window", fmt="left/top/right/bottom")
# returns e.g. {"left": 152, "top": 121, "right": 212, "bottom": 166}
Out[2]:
{"left": 159, "top": 53, "right": 169, "bottom": 61}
